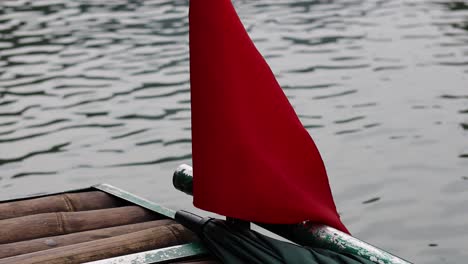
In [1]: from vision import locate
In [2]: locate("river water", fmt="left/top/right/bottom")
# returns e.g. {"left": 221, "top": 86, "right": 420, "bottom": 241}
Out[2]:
{"left": 0, "top": 0, "right": 467, "bottom": 262}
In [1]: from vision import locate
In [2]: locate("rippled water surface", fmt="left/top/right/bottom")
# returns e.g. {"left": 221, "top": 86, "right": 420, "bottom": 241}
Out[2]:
{"left": 1, "top": 0, "right": 467, "bottom": 262}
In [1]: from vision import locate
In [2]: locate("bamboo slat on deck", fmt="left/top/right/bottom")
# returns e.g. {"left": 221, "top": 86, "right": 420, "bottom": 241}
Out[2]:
{"left": 0, "top": 224, "right": 196, "bottom": 264}
{"left": 0, "top": 191, "right": 123, "bottom": 220}
{"left": 0, "top": 219, "right": 175, "bottom": 259}
{"left": 0, "top": 206, "right": 160, "bottom": 244}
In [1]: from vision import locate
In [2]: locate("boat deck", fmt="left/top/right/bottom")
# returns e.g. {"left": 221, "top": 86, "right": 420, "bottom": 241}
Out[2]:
{"left": 0, "top": 184, "right": 215, "bottom": 264}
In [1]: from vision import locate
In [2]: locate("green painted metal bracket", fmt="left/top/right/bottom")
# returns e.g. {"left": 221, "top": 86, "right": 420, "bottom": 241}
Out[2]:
{"left": 173, "top": 164, "right": 413, "bottom": 264}
{"left": 84, "top": 242, "right": 208, "bottom": 264}
{"left": 260, "top": 222, "right": 411, "bottom": 264}
{"left": 93, "top": 183, "right": 176, "bottom": 219}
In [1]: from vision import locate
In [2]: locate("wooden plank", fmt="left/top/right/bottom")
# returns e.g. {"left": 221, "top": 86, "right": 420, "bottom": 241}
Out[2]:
{"left": 0, "top": 191, "right": 123, "bottom": 220}
{"left": 0, "top": 219, "right": 175, "bottom": 258}
{"left": 0, "top": 224, "right": 196, "bottom": 264}
{"left": 0, "top": 206, "right": 161, "bottom": 244}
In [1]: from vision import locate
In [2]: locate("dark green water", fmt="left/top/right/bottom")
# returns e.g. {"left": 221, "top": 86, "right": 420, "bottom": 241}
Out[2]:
{"left": 0, "top": 0, "right": 467, "bottom": 262}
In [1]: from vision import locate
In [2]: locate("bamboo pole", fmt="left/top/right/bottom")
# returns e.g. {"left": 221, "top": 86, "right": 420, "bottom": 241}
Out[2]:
{"left": 0, "top": 191, "right": 123, "bottom": 220}
{"left": 0, "top": 219, "right": 175, "bottom": 258}
{"left": 0, "top": 206, "right": 161, "bottom": 244}
{"left": 0, "top": 224, "right": 196, "bottom": 264}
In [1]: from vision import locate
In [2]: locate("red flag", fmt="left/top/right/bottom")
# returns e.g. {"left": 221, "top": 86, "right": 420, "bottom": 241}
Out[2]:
{"left": 190, "top": 0, "right": 349, "bottom": 234}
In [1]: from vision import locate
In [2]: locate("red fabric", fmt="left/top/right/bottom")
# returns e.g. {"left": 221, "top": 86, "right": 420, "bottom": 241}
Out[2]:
{"left": 189, "top": 0, "right": 349, "bottom": 234}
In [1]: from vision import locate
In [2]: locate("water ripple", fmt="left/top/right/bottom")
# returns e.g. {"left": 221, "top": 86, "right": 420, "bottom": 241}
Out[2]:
{"left": 334, "top": 116, "right": 366, "bottom": 124}
{"left": 0, "top": 142, "right": 69, "bottom": 166}
{"left": 25, "top": 118, "right": 70, "bottom": 128}
{"left": 109, "top": 153, "right": 192, "bottom": 168}
{"left": 11, "top": 171, "right": 57, "bottom": 179}
{"left": 116, "top": 108, "right": 189, "bottom": 120}
{"left": 313, "top": 89, "right": 357, "bottom": 99}
{"left": 0, "top": 105, "right": 39, "bottom": 116}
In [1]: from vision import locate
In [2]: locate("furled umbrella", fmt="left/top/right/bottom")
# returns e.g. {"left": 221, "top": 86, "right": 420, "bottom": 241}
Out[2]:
{"left": 175, "top": 211, "right": 376, "bottom": 264}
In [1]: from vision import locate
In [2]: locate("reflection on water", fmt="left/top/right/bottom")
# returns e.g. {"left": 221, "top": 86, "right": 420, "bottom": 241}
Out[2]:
{"left": 0, "top": 0, "right": 467, "bottom": 263}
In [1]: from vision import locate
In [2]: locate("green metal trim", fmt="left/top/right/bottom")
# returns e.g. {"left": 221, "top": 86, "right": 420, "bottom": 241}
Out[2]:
{"left": 91, "top": 184, "right": 210, "bottom": 263}
{"left": 93, "top": 183, "right": 176, "bottom": 219}
{"left": 260, "top": 222, "right": 412, "bottom": 264}
{"left": 84, "top": 242, "right": 208, "bottom": 264}
{"left": 306, "top": 224, "right": 411, "bottom": 264}
{"left": 173, "top": 164, "right": 413, "bottom": 264}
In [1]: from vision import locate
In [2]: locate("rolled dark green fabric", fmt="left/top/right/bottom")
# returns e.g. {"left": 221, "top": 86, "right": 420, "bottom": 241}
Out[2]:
{"left": 249, "top": 230, "right": 378, "bottom": 264}
{"left": 175, "top": 211, "right": 375, "bottom": 264}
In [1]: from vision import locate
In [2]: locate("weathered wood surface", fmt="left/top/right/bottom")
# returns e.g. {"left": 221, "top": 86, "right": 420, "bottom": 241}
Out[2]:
{"left": 0, "top": 219, "right": 175, "bottom": 259}
{"left": 0, "top": 191, "right": 123, "bottom": 220}
{"left": 0, "top": 206, "right": 161, "bottom": 244}
{"left": 0, "top": 224, "right": 196, "bottom": 264}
